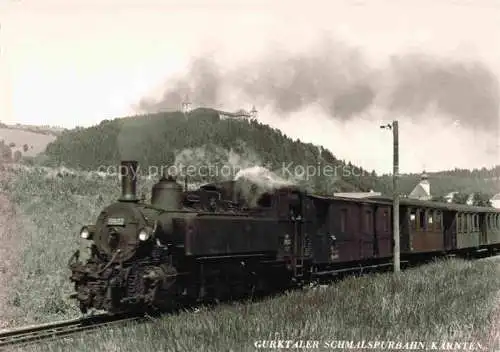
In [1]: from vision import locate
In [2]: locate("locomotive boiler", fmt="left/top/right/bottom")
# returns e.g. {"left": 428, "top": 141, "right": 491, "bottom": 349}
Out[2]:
{"left": 68, "top": 161, "right": 296, "bottom": 314}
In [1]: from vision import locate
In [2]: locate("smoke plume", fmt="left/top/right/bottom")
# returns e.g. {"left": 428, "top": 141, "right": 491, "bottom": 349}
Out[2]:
{"left": 234, "top": 166, "right": 296, "bottom": 207}
{"left": 138, "top": 37, "right": 500, "bottom": 133}
{"left": 139, "top": 57, "right": 223, "bottom": 111}
{"left": 386, "top": 54, "right": 500, "bottom": 131}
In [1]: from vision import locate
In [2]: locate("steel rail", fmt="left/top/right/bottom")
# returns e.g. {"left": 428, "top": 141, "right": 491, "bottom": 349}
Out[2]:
{"left": 0, "top": 312, "right": 144, "bottom": 349}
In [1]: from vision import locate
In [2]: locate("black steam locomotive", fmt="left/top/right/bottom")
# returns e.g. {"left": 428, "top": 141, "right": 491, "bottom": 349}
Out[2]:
{"left": 68, "top": 161, "right": 500, "bottom": 314}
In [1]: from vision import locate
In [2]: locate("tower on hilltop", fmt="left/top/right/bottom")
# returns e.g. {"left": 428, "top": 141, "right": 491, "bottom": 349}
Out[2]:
{"left": 250, "top": 105, "right": 258, "bottom": 119}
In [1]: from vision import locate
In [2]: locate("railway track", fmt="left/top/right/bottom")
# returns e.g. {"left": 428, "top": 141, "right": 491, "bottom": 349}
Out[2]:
{"left": 0, "top": 312, "right": 145, "bottom": 349}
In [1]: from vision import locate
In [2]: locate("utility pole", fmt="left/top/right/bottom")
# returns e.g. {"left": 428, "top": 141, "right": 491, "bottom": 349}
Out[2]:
{"left": 381, "top": 120, "right": 400, "bottom": 273}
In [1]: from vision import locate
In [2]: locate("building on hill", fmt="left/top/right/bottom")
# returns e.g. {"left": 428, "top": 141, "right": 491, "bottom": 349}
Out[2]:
{"left": 491, "top": 193, "right": 500, "bottom": 209}
{"left": 408, "top": 171, "right": 431, "bottom": 201}
{"left": 217, "top": 106, "right": 258, "bottom": 120}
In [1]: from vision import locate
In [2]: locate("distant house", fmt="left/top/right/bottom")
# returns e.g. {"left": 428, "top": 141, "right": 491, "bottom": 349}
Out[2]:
{"left": 465, "top": 193, "right": 474, "bottom": 206}
{"left": 444, "top": 191, "right": 479, "bottom": 205}
{"left": 408, "top": 171, "right": 432, "bottom": 201}
{"left": 334, "top": 190, "right": 382, "bottom": 199}
{"left": 491, "top": 193, "right": 500, "bottom": 209}
{"left": 444, "top": 191, "right": 458, "bottom": 203}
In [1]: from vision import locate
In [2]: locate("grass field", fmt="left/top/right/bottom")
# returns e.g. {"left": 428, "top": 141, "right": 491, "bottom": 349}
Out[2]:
{"left": 14, "top": 258, "right": 500, "bottom": 352}
{"left": 3, "top": 167, "right": 500, "bottom": 351}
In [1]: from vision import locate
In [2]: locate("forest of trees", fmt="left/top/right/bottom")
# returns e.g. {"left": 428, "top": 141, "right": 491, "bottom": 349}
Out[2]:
{"left": 42, "top": 108, "right": 500, "bottom": 199}
{"left": 43, "top": 108, "right": 384, "bottom": 194}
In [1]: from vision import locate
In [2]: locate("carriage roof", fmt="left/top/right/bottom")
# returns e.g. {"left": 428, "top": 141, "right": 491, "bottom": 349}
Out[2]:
{"left": 200, "top": 181, "right": 500, "bottom": 214}
{"left": 307, "top": 193, "right": 500, "bottom": 213}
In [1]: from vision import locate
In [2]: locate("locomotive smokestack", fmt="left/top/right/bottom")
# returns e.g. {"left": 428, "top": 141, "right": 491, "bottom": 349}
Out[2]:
{"left": 119, "top": 160, "right": 138, "bottom": 202}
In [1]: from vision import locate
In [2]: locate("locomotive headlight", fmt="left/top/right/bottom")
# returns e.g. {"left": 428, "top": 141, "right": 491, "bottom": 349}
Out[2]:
{"left": 80, "top": 225, "right": 95, "bottom": 240}
{"left": 138, "top": 226, "right": 153, "bottom": 241}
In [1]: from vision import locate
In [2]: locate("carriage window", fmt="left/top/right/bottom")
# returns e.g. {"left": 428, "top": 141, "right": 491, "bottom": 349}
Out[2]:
{"left": 474, "top": 214, "right": 479, "bottom": 231}
{"left": 365, "top": 210, "right": 372, "bottom": 232}
{"left": 383, "top": 210, "right": 389, "bottom": 232}
{"left": 457, "top": 214, "right": 462, "bottom": 233}
{"left": 410, "top": 209, "right": 416, "bottom": 230}
{"left": 487, "top": 214, "right": 491, "bottom": 229}
{"left": 315, "top": 200, "right": 329, "bottom": 227}
{"left": 340, "top": 209, "right": 347, "bottom": 233}
{"left": 465, "top": 214, "right": 470, "bottom": 232}
{"left": 434, "top": 211, "right": 442, "bottom": 231}
{"left": 419, "top": 209, "right": 426, "bottom": 230}
{"left": 428, "top": 212, "right": 434, "bottom": 230}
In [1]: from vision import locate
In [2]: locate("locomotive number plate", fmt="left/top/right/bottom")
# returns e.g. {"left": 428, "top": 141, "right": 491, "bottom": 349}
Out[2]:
{"left": 107, "top": 217, "right": 125, "bottom": 226}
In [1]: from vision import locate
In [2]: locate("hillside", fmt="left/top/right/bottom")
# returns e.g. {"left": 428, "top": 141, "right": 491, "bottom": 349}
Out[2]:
{"left": 43, "top": 108, "right": 384, "bottom": 194}
{"left": 42, "top": 108, "right": 500, "bottom": 198}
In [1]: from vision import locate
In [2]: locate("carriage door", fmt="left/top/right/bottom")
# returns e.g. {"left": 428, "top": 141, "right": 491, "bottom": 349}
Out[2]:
{"left": 288, "top": 191, "right": 306, "bottom": 277}
{"left": 442, "top": 210, "right": 456, "bottom": 250}
{"left": 479, "top": 213, "right": 487, "bottom": 245}
{"left": 276, "top": 189, "right": 310, "bottom": 278}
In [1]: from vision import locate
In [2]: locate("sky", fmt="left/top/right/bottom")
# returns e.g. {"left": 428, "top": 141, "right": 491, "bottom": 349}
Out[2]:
{"left": 0, "top": 0, "right": 499, "bottom": 174}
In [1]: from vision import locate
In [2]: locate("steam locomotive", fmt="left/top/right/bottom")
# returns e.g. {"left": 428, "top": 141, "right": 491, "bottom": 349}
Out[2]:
{"left": 68, "top": 161, "right": 500, "bottom": 314}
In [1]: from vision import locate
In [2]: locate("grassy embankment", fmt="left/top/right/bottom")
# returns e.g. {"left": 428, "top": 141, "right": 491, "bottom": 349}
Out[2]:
{"left": 3, "top": 167, "right": 500, "bottom": 351}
